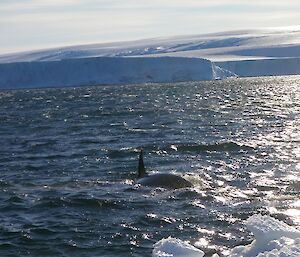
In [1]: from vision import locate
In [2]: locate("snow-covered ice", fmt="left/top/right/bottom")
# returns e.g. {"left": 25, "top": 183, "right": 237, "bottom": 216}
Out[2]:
{"left": 1, "top": 27, "right": 300, "bottom": 88}
{"left": 152, "top": 215, "right": 300, "bottom": 257}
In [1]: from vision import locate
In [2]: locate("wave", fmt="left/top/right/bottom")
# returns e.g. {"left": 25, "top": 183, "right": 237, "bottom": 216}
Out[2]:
{"left": 106, "top": 147, "right": 139, "bottom": 158}
{"left": 33, "top": 196, "right": 125, "bottom": 210}
{"left": 0, "top": 180, "right": 12, "bottom": 188}
{"left": 105, "top": 142, "right": 254, "bottom": 159}
{"left": 169, "top": 142, "right": 255, "bottom": 153}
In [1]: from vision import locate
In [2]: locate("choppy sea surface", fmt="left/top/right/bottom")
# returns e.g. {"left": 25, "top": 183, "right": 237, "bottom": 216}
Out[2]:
{"left": 0, "top": 76, "right": 300, "bottom": 257}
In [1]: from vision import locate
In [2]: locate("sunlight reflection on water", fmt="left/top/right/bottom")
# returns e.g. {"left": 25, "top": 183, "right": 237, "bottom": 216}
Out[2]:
{"left": 1, "top": 76, "right": 300, "bottom": 256}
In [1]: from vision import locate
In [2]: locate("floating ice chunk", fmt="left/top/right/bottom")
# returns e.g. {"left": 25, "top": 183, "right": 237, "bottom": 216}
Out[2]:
{"left": 247, "top": 214, "right": 300, "bottom": 240}
{"left": 230, "top": 215, "right": 300, "bottom": 257}
{"left": 231, "top": 237, "right": 300, "bottom": 257}
{"left": 152, "top": 237, "right": 204, "bottom": 257}
{"left": 152, "top": 215, "right": 300, "bottom": 257}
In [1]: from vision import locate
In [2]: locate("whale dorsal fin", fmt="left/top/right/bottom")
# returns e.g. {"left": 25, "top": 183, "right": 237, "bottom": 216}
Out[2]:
{"left": 138, "top": 149, "right": 146, "bottom": 178}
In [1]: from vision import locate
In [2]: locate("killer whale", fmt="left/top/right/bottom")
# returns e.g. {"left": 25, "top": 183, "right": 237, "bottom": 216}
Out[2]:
{"left": 136, "top": 150, "right": 193, "bottom": 189}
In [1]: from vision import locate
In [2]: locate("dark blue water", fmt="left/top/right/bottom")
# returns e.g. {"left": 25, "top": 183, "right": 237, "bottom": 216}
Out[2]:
{"left": 1, "top": 76, "right": 300, "bottom": 256}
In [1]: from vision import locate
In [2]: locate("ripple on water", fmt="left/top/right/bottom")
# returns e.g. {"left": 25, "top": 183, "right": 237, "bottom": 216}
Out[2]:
{"left": 1, "top": 77, "right": 300, "bottom": 256}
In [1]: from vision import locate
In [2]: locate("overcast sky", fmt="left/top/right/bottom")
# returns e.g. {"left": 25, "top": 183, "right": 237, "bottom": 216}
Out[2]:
{"left": 1, "top": 0, "right": 300, "bottom": 54}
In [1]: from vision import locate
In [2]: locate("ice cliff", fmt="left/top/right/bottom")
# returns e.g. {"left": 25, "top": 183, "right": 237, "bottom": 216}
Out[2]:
{"left": 0, "top": 57, "right": 232, "bottom": 89}
{"left": 1, "top": 28, "right": 300, "bottom": 89}
{"left": 216, "top": 57, "right": 300, "bottom": 77}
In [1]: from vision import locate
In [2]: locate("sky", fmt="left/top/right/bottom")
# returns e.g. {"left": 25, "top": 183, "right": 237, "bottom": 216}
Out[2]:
{"left": 1, "top": 0, "right": 300, "bottom": 54}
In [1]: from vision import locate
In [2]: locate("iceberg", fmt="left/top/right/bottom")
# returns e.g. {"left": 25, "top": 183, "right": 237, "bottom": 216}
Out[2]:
{"left": 152, "top": 215, "right": 300, "bottom": 257}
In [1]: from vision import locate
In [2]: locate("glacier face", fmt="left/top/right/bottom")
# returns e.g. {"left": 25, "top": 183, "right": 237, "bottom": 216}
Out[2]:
{"left": 217, "top": 57, "right": 300, "bottom": 77}
{"left": 0, "top": 57, "right": 229, "bottom": 89}
{"left": 1, "top": 28, "right": 300, "bottom": 89}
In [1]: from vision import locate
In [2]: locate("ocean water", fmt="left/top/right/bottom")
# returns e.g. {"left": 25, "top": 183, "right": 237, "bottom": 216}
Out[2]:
{"left": 0, "top": 76, "right": 299, "bottom": 257}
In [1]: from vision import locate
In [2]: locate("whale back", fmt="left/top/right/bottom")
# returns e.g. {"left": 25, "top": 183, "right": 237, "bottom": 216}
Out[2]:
{"left": 136, "top": 150, "right": 193, "bottom": 189}
{"left": 137, "top": 173, "right": 193, "bottom": 189}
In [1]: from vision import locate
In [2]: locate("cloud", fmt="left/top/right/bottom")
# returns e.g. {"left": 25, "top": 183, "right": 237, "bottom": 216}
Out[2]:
{"left": 1, "top": 0, "right": 300, "bottom": 53}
